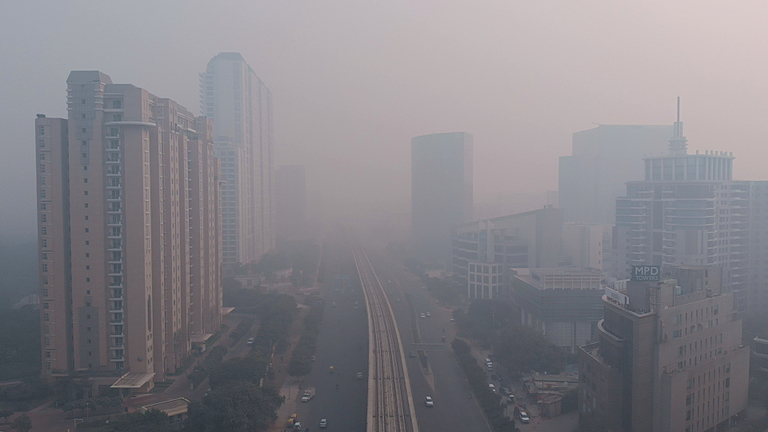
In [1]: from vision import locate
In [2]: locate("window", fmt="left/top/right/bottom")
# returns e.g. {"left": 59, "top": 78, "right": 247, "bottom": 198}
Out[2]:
{"left": 85, "top": 240, "right": 89, "bottom": 245}
{"left": 39, "top": 126, "right": 44, "bottom": 135}
{"left": 41, "top": 239, "right": 48, "bottom": 248}
{"left": 45, "top": 362, "right": 51, "bottom": 371}
{"left": 725, "top": 377, "right": 730, "bottom": 388}
{"left": 85, "top": 266, "right": 90, "bottom": 270}
{"left": 45, "top": 338, "right": 50, "bottom": 347}
{"left": 39, "top": 163, "right": 45, "bottom": 173}
{"left": 84, "top": 178, "right": 88, "bottom": 183}
{"left": 84, "top": 228, "right": 89, "bottom": 233}
{"left": 41, "top": 213, "right": 47, "bottom": 223}
{"left": 41, "top": 203, "right": 46, "bottom": 210}
{"left": 39, "top": 139, "right": 45, "bottom": 147}
{"left": 113, "top": 100, "right": 122, "bottom": 109}
{"left": 42, "top": 263, "right": 48, "bottom": 272}
{"left": 44, "top": 313, "right": 49, "bottom": 321}
{"left": 39, "top": 153, "right": 45, "bottom": 160}
{"left": 84, "top": 203, "right": 88, "bottom": 208}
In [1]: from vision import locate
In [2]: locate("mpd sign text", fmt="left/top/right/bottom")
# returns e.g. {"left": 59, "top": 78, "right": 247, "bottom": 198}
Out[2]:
{"left": 632, "top": 265, "right": 660, "bottom": 282}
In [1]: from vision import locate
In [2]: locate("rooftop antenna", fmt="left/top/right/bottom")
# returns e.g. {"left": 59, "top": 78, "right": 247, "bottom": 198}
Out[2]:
{"left": 669, "top": 96, "right": 688, "bottom": 155}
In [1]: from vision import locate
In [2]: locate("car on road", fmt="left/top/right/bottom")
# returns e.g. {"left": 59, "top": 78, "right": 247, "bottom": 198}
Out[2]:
{"left": 425, "top": 396, "right": 434, "bottom": 407}
{"left": 507, "top": 395, "right": 515, "bottom": 403}
{"left": 488, "top": 384, "right": 496, "bottom": 393}
{"left": 332, "top": 301, "right": 336, "bottom": 307}
{"left": 311, "top": 355, "right": 316, "bottom": 362}
{"left": 450, "top": 318, "right": 456, "bottom": 322}
{"left": 409, "top": 351, "right": 416, "bottom": 358}
{"left": 357, "top": 371, "right": 363, "bottom": 379}
{"left": 426, "top": 312, "right": 431, "bottom": 317}
{"left": 518, "top": 410, "right": 530, "bottom": 424}
{"left": 486, "top": 362, "right": 493, "bottom": 371}
{"left": 420, "top": 313, "right": 425, "bottom": 319}
{"left": 319, "top": 418, "right": 328, "bottom": 428}
{"left": 484, "top": 358, "right": 492, "bottom": 363}
{"left": 247, "top": 337, "right": 254, "bottom": 345}
{"left": 293, "top": 421, "right": 302, "bottom": 430}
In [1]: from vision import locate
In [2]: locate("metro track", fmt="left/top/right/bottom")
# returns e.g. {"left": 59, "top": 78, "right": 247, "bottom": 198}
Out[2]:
{"left": 352, "top": 243, "right": 419, "bottom": 432}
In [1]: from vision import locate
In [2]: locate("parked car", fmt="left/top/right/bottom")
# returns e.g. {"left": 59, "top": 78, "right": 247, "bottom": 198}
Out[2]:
{"left": 409, "top": 351, "right": 416, "bottom": 358}
{"left": 425, "top": 396, "right": 434, "bottom": 407}
{"left": 420, "top": 313, "right": 426, "bottom": 319}
{"left": 500, "top": 387, "right": 511, "bottom": 396}
{"left": 319, "top": 418, "right": 328, "bottom": 428}
{"left": 488, "top": 383, "right": 496, "bottom": 393}
{"left": 246, "top": 337, "right": 254, "bottom": 345}
{"left": 357, "top": 372, "right": 363, "bottom": 379}
{"left": 426, "top": 312, "right": 431, "bottom": 317}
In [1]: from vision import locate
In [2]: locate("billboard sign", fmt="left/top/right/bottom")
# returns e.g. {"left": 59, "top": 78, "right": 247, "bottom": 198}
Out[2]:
{"left": 605, "top": 287, "right": 629, "bottom": 305}
{"left": 631, "top": 265, "right": 661, "bottom": 282}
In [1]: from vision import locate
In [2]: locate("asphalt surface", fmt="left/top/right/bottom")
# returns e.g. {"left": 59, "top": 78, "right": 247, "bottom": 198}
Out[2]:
{"left": 372, "top": 252, "right": 492, "bottom": 432}
{"left": 293, "top": 282, "right": 369, "bottom": 432}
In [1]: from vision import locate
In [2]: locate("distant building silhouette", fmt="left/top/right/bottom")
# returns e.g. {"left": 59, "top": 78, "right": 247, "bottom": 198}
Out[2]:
{"left": 411, "top": 132, "right": 473, "bottom": 265}
{"left": 559, "top": 124, "right": 673, "bottom": 224}
{"left": 275, "top": 165, "right": 307, "bottom": 243}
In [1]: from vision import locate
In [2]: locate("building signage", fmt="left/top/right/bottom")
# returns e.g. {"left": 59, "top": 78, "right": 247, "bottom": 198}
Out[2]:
{"left": 631, "top": 265, "right": 661, "bottom": 282}
{"left": 605, "top": 287, "right": 629, "bottom": 305}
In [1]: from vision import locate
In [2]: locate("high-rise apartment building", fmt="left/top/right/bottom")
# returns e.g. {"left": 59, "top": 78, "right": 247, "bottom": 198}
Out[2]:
{"left": 200, "top": 52, "right": 274, "bottom": 268}
{"left": 559, "top": 124, "right": 673, "bottom": 224}
{"left": 275, "top": 165, "right": 307, "bottom": 244}
{"left": 35, "top": 71, "right": 221, "bottom": 393}
{"left": 579, "top": 266, "right": 749, "bottom": 432}
{"left": 411, "top": 132, "right": 473, "bottom": 264}
{"left": 611, "top": 113, "right": 759, "bottom": 310}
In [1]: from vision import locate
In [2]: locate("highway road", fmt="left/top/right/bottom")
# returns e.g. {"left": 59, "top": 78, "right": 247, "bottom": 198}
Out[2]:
{"left": 371, "top": 252, "right": 493, "bottom": 432}
{"left": 292, "top": 240, "right": 369, "bottom": 432}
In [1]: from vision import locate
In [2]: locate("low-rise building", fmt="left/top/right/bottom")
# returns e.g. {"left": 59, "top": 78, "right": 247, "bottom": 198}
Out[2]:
{"left": 511, "top": 268, "right": 604, "bottom": 353}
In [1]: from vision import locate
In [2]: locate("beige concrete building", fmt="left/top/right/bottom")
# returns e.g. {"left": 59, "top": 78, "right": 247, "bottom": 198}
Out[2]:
{"left": 200, "top": 52, "right": 275, "bottom": 269}
{"left": 579, "top": 265, "right": 749, "bottom": 432}
{"left": 35, "top": 71, "right": 222, "bottom": 393}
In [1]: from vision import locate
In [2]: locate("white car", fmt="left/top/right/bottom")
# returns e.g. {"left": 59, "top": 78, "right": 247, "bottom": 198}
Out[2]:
{"left": 357, "top": 371, "right": 363, "bottom": 379}
{"left": 319, "top": 418, "right": 328, "bottom": 428}
{"left": 519, "top": 410, "right": 530, "bottom": 424}
{"left": 420, "top": 313, "right": 426, "bottom": 319}
{"left": 488, "top": 383, "right": 496, "bottom": 393}
{"left": 425, "top": 396, "right": 434, "bottom": 407}
{"left": 247, "top": 337, "right": 254, "bottom": 345}
{"left": 426, "top": 312, "right": 431, "bottom": 317}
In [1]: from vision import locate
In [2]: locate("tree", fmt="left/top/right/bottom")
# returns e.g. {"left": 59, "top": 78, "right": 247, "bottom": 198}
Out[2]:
{"left": 186, "top": 382, "right": 283, "bottom": 432}
{"left": 111, "top": 409, "right": 169, "bottom": 432}
{"left": 209, "top": 357, "right": 267, "bottom": 390}
{"left": 11, "top": 413, "right": 31, "bottom": 432}
{"left": 0, "top": 409, "right": 13, "bottom": 422}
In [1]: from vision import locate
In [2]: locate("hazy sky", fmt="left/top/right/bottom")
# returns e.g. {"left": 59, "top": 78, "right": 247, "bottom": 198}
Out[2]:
{"left": 2, "top": 0, "right": 768, "bottom": 239}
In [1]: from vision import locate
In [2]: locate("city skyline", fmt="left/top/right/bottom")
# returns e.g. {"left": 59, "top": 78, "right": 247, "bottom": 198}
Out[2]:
{"left": 5, "top": 1, "right": 768, "bottom": 240}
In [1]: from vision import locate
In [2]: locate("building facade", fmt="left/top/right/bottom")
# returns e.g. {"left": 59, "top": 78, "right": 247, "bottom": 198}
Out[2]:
{"left": 559, "top": 124, "right": 673, "bottom": 225}
{"left": 411, "top": 132, "right": 473, "bottom": 265}
{"left": 35, "top": 71, "right": 222, "bottom": 392}
{"left": 578, "top": 266, "right": 749, "bottom": 432}
{"left": 200, "top": 52, "right": 274, "bottom": 268}
{"left": 611, "top": 115, "right": 767, "bottom": 312}
{"left": 511, "top": 268, "right": 604, "bottom": 353}
{"left": 275, "top": 164, "right": 307, "bottom": 244}
{"left": 452, "top": 207, "right": 565, "bottom": 300}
